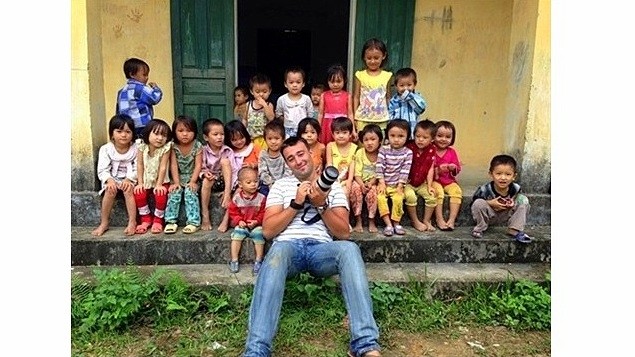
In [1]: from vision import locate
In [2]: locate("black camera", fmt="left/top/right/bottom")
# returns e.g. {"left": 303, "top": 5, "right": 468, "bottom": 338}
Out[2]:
{"left": 316, "top": 166, "right": 339, "bottom": 192}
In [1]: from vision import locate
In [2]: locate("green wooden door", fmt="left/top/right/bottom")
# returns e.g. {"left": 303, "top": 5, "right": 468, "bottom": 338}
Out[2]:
{"left": 353, "top": 0, "right": 415, "bottom": 73}
{"left": 171, "top": 0, "right": 235, "bottom": 128}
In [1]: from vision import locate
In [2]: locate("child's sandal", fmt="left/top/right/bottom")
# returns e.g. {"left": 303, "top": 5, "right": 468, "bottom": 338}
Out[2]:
{"left": 471, "top": 230, "right": 483, "bottom": 239}
{"left": 383, "top": 226, "right": 394, "bottom": 237}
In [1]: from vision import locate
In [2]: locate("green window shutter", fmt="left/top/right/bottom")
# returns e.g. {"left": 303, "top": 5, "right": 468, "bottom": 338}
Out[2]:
{"left": 353, "top": 0, "right": 415, "bottom": 73}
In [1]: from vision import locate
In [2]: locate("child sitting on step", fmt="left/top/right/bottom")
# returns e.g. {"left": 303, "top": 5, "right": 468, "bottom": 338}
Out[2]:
{"left": 470, "top": 154, "right": 532, "bottom": 243}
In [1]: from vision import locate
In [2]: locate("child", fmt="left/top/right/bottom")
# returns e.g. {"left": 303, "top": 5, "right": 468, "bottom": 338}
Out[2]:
{"left": 275, "top": 67, "right": 314, "bottom": 138}
{"left": 433, "top": 120, "right": 462, "bottom": 231}
{"left": 350, "top": 124, "right": 382, "bottom": 233}
{"left": 133, "top": 119, "right": 173, "bottom": 234}
{"left": 200, "top": 118, "right": 235, "bottom": 232}
{"left": 471, "top": 155, "right": 532, "bottom": 243}
{"left": 404, "top": 120, "right": 443, "bottom": 232}
{"left": 388, "top": 67, "right": 427, "bottom": 138}
{"left": 297, "top": 117, "right": 326, "bottom": 176}
{"left": 92, "top": 114, "right": 138, "bottom": 236}
{"left": 116, "top": 58, "right": 163, "bottom": 138}
{"left": 228, "top": 166, "right": 267, "bottom": 274}
{"left": 225, "top": 119, "right": 261, "bottom": 174}
{"left": 164, "top": 115, "right": 203, "bottom": 234}
{"left": 258, "top": 120, "right": 292, "bottom": 196}
{"left": 376, "top": 119, "right": 413, "bottom": 236}
{"left": 233, "top": 85, "right": 250, "bottom": 122}
{"left": 310, "top": 83, "right": 325, "bottom": 119}
{"left": 352, "top": 38, "right": 392, "bottom": 133}
{"left": 325, "top": 117, "right": 357, "bottom": 197}
{"left": 318, "top": 64, "right": 355, "bottom": 144}
{"left": 244, "top": 74, "right": 275, "bottom": 150}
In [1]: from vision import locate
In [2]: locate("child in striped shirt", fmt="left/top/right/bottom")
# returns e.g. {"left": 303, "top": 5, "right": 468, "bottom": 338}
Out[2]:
{"left": 376, "top": 119, "right": 413, "bottom": 236}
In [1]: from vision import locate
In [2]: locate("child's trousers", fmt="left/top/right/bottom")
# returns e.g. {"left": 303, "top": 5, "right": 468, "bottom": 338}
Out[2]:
{"left": 377, "top": 186, "right": 404, "bottom": 222}
{"left": 471, "top": 194, "right": 531, "bottom": 232}
{"left": 350, "top": 181, "right": 378, "bottom": 217}
{"left": 404, "top": 181, "right": 443, "bottom": 207}
{"left": 134, "top": 183, "right": 170, "bottom": 224}
{"left": 164, "top": 186, "right": 201, "bottom": 226}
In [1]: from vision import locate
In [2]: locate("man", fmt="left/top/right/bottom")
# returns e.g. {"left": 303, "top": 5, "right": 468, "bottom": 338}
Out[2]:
{"left": 243, "top": 136, "right": 381, "bottom": 357}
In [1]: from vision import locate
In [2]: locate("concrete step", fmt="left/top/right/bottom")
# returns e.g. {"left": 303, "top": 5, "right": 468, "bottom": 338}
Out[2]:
{"left": 71, "top": 191, "right": 551, "bottom": 227}
{"left": 71, "top": 262, "right": 551, "bottom": 298}
{"left": 71, "top": 225, "right": 550, "bottom": 266}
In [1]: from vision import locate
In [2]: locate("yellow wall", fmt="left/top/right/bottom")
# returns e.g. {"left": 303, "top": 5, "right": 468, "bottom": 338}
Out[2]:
{"left": 411, "top": 0, "right": 514, "bottom": 186}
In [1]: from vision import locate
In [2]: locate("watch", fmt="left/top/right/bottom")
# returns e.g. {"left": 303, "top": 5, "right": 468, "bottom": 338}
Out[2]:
{"left": 289, "top": 199, "right": 304, "bottom": 210}
{"left": 315, "top": 199, "right": 330, "bottom": 214}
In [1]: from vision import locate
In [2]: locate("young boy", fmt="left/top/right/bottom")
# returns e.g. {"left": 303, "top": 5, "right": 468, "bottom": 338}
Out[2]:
{"left": 275, "top": 67, "right": 314, "bottom": 138}
{"left": 404, "top": 119, "right": 443, "bottom": 232}
{"left": 258, "top": 120, "right": 292, "bottom": 196}
{"left": 228, "top": 166, "right": 267, "bottom": 274}
{"left": 470, "top": 154, "right": 532, "bottom": 243}
{"left": 387, "top": 67, "right": 427, "bottom": 138}
{"left": 116, "top": 58, "right": 163, "bottom": 138}
{"left": 310, "top": 83, "right": 325, "bottom": 119}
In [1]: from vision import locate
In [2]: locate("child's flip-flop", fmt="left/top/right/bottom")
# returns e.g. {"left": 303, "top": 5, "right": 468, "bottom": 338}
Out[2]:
{"left": 471, "top": 230, "right": 483, "bottom": 238}
{"left": 164, "top": 223, "right": 178, "bottom": 234}
{"left": 182, "top": 224, "right": 198, "bottom": 234}
{"left": 513, "top": 231, "right": 533, "bottom": 244}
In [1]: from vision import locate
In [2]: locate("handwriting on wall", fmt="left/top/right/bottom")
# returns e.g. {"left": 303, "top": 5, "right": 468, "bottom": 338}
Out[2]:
{"left": 423, "top": 6, "right": 453, "bottom": 32}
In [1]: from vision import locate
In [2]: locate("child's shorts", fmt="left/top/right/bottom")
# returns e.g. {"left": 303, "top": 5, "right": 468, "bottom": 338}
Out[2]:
{"left": 231, "top": 226, "right": 265, "bottom": 244}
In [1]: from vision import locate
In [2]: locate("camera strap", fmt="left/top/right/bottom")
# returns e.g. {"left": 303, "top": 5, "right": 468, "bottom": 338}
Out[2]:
{"left": 300, "top": 205, "right": 322, "bottom": 225}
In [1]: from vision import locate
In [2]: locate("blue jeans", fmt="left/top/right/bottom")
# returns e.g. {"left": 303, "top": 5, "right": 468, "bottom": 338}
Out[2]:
{"left": 243, "top": 239, "right": 380, "bottom": 357}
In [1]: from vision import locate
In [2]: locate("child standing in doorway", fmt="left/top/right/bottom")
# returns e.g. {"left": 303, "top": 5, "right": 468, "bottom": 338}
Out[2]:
{"left": 310, "top": 83, "right": 325, "bottom": 120}
{"left": 200, "top": 118, "right": 235, "bottom": 232}
{"left": 388, "top": 67, "right": 427, "bottom": 138}
{"left": 228, "top": 166, "right": 267, "bottom": 275}
{"left": 92, "top": 114, "right": 138, "bottom": 237}
{"left": 116, "top": 58, "right": 163, "bottom": 138}
{"left": 164, "top": 115, "right": 203, "bottom": 234}
{"left": 376, "top": 119, "right": 413, "bottom": 236}
{"left": 353, "top": 38, "right": 392, "bottom": 134}
{"left": 297, "top": 117, "right": 326, "bottom": 176}
{"left": 433, "top": 120, "right": 463, "bottom": 231}
{"left": 350, "top": 124, "right": 383, "bottom": 233}
{"left": 133, "top": 119, "right": 173, "bottom": 234}
{"left": 258, "top": 120, "right": 292, "bottom": 196}
{"left": 275, "top": 67, "right": 314, "bottom": 138}
{"left": 244, "top": 74, "right": 275, "bottom": 150}
{"left": 471, "top": 155, "right": 532, "bottom": 243}
{"left": 325, "top": 117, "right": 357, "bottom": 197}
{"left": 404, "top": 119, "right": 442, "bottom": 232}
{"left": 233, "top": 85, "right": 250, "bottom": 122}
{"left": 318, "top": 64, "right": 354, "bottom": 144}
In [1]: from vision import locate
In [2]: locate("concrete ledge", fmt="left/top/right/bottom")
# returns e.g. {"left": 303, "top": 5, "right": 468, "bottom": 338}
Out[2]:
{"left": 71, "top": 262, "right": 551, "bottom": 298}
{"left": 71, "top": 191, "right": 551, "bottom": 227}
{"left": 71, "top": 225, "right": 550, "bottom": 266}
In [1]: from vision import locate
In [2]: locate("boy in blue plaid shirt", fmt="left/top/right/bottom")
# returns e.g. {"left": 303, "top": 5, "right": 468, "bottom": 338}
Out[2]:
{"left": 116, "top": 58, "right": 163, "bottom": 137}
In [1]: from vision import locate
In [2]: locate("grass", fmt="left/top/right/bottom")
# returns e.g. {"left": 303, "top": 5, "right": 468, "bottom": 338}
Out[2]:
{"left": 71, "top": 267, "right": 550, "bottom": 356}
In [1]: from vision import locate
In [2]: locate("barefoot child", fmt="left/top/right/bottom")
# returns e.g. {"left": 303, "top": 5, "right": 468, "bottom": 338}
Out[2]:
{"left": 92, "top": 114, "right": 138, "bottom": 236}
{"left": 404, "top": 120, "right": 443, "bottom": 232}
{"left": 164, "top": 115, "right": 203, "bottom": 234}
{"left": 133, "top": 119, "right": 173, "bottom": 234}
{"left": 228, "top": 167, "right": 267, "bottom": 274}
{"left": 433, "top": 120, "right": 462, "bottom": 231}
{"left": 350, "top": 124, "right": 382, "bottom": 233}
{"left": 470, "top": 154, "right": 532, "bottom": 243}
{"left": 200, "top": 118, "right": 235, "bottom": 232}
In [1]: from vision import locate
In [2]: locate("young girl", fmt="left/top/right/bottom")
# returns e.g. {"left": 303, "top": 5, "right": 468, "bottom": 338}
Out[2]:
{"left": 92, "top": 114, "right": 138, "bottom": 236}
{"left": 133, "top": 119, "right": 173, "bottom": 234}
{"left": 325, "top": 116, "right": 357, "bottom": 197}
{"left": 376, "top": 119, "right": 413, "bottom": 236}
{"left": 244, "top": 74, "right": 275, "bottom": 150}
{"left": 352, "top": 38, "right": 393, "bottom": 134}
{"left": 200, "top": 118, "right": 235, "bottom": 232}
{"left": 233, "top": 85, "right": 249, "bottom": 122}
{"left": 297, "top": 117, "right": 325, "bottom": 176}
{"left": 225, "top": 119, "right": 261, "bottom": 174}
{"left": 318, "top": 64, "right": 354, "bottom": 144}
{"left": 404, "top": 120, "right": 443, "bottom": 232}
{"left": 350, "top": 124, "right": 382, "bottom": 233}
{"left": 433, "top": 120, "right": 462, "bottom": 231}
{"left": 164, "top": 115, "right": 203, "bottom": 234}
{"left": 275, "top": 67, "right": 314, "bottom": 138}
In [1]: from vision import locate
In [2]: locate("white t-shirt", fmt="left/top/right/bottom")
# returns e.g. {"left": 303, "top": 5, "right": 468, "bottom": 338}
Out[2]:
{"left": 265, "top": 175, "right": 349, "bottom": 243}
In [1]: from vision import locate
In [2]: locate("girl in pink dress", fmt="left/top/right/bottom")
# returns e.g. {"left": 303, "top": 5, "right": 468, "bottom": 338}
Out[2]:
{"left": 433, "top": 120, "right": 463, "bottom": 231}
{"left": 318, "top": 64, "right": 354, "bottom": 144}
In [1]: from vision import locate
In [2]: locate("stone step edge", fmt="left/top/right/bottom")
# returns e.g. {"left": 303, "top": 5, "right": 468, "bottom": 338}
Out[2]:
{"left": 71, "top": 262, "right": 551, "bottom": 289}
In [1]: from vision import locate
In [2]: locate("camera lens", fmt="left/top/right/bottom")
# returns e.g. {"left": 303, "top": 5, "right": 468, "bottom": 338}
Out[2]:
{"left": 316, "top": 166, "right": 339, "bottom": 191}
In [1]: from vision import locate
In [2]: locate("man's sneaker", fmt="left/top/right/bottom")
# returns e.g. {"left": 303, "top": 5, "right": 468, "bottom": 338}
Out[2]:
{"left": 229, "top": 260, "right": 239, "bottom": 273}
{"left": 253, "top": 260, "right": 263, "bottom": 275}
